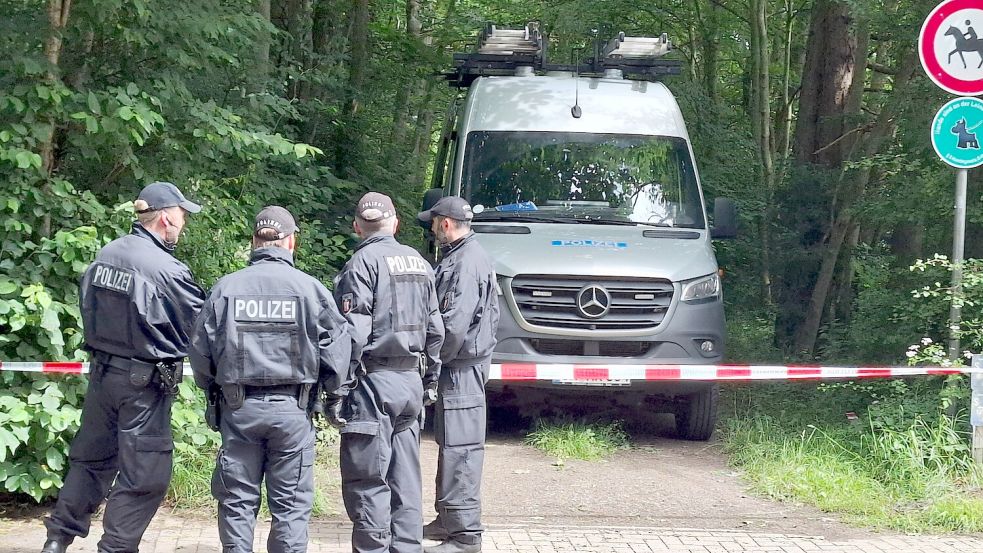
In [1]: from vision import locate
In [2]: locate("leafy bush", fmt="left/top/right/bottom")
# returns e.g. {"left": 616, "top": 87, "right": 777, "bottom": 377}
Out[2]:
{"left": 0, "top": 373, "right": 86, "bottom": 501}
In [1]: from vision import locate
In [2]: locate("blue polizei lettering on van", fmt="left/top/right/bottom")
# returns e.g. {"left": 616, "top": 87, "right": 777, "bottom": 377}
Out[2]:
{"left": 551, "top": 240, "right": 628, "bottom": 248}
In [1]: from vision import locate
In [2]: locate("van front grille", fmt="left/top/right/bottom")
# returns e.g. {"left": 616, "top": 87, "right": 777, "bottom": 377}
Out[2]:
{"left": 529, "top": 339, "right": 654, "bottom": 357}
{"left": 511, "top": 275, "right": 673, "bottom": 330}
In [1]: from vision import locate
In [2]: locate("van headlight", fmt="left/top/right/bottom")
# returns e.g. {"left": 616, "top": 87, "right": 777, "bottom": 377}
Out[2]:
{"left": 680, "top": 274, "right": 720, "bottom": 302}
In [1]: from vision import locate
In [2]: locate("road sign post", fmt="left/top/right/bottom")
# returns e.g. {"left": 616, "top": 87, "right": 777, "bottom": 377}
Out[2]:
{"left": 930, "top": 97, "right": 983, "bottom": 357}
{"left": 973, "top": 355, "right": 983, "bottom": 464}
{"left": 920, "top": 0, "right": 983, "bottom": 359}
{"left": 949, "top": 169, "right": 967, "bottom": 359}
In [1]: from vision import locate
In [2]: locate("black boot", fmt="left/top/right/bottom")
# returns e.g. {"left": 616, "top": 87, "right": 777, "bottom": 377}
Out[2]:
{"left": 423, "top": 517, "right": 448, "bottom": 540}
{"left": 423, "top": 538, "right": 481, "bottom": 553}
{"left": 41, "top": 540, "right": 67, "bottom": 553}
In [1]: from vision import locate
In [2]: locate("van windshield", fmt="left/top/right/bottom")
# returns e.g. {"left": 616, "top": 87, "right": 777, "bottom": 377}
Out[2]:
{"left": 462, "top": 131, "right": 705, "bottom": 228}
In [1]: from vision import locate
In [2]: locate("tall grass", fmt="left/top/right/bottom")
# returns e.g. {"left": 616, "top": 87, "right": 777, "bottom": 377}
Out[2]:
{"left": 725, "top": 410, "right": 983, "bottom": 532}
{"left": 525, "top": 420, "right": 630, "bottom": 461}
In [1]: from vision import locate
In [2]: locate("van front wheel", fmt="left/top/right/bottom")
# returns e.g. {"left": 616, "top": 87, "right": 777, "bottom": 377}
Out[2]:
{"left": 675, "top": 384, "right": 719, "bottom": 441}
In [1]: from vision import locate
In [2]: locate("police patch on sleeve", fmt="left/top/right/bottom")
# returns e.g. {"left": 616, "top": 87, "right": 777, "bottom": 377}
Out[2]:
{"left": 341, "top": 293, "right": 353, "bottom": 314}
{"left": 233, "top": 296, "right": 299, "bottom": 322}
{"left": 91, "top": 263, "right": 134, "bottom": 295}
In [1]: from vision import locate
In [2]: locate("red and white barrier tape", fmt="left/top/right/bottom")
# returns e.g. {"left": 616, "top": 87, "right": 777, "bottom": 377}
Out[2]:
{"left": 0, "top": 361, "right": 974, "bottom": 381}
{"left": 487, "top": 363, "right": 969, "bottom": 381}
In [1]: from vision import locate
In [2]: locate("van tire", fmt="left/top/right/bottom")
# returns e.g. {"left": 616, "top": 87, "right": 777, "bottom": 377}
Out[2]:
{"left": 675, "top": 384, "right": 718, "bottom": 441}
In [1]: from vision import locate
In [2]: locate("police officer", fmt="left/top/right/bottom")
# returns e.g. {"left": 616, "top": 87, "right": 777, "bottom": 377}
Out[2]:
{"left": 188, "top": 206, "right": 352, "bottom": 553}
{"left": 331, "top": 192, "right": 444, "bottom": 553}
{"left": 42, "top": 182, "right": 205, "bottom": 553}
{"left": 418, "top": 197, "right": 499, "bottom": 553}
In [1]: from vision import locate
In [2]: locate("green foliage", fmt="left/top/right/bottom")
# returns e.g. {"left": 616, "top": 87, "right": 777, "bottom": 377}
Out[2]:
{"left": 723, "top": 376, "right": 983, "bottom": 533}
{"left": 0, "top": 373, "right": 86, "bottom": 501}
{"left": 525, "top": 420, "right": 629, "bottom": 461}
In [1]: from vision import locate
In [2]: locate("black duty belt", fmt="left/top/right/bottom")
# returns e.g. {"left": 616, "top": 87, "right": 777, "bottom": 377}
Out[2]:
{"left": 243, "top": 384, "right": 302, "bottom": 397}
{"left": 96, "top": 352, "right": 176, "bottom": 373}
{"left": 364, "top": 356, "right": 420, "bottom": 371}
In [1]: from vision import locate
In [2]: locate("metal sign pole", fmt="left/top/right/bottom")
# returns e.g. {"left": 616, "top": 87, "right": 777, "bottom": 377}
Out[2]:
{"left": 948, "top": 169, "right": 968, "bottom": 359}
{"left": 973, "top": 354, "right": 983, "bottom": 465}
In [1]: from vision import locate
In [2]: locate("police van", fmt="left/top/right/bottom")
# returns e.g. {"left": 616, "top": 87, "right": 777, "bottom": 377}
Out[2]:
{"left": 422, "top": 24, "right": 737, "bottom": 440}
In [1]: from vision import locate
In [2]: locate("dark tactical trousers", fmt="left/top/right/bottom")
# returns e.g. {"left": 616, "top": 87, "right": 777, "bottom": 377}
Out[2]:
{"left": 341, "top": 370, "right": 424, "bottom": 553}
{"left": 212, "top": 393, "right": 316, "bottom": 553}
{"left": 45, "top": 362, "right": 174, "bottom": 553}
{"left": 433, "top": 362, "right": 488, "bottom": 545}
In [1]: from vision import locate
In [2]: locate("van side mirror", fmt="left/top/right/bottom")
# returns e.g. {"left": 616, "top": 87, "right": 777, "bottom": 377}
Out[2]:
{"left": 710, "top": 198, "right": 737, "bottom": 239}
{"left": 419, "top": 188, "right": 444, "bottom": 229}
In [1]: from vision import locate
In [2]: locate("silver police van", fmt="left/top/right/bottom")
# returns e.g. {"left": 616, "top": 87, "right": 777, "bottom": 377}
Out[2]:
{"left": 423, "top": 24, "right": 737, "bottom": 440}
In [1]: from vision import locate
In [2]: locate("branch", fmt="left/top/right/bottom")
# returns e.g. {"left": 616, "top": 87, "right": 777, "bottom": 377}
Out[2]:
{"left": 868, "top": 61, "right": 898, "bottom": 75}
{"left": 709, "top": 0, "right": 749, "bottom": 24}
{"left": 813, "top": 123, "right": 874, "bottom": 156}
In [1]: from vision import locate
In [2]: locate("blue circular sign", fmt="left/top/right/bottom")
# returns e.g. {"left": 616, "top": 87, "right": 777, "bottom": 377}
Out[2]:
{"left": 932, "top": 96, "right": 983, "bottom": 168}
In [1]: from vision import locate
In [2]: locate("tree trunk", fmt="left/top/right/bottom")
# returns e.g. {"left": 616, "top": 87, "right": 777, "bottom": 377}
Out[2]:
{"left": 750, "top": 0, "right": 775, "bottom": 304}
{"left": 829, "top": 220, "right": 860, "bottom": 328}
{"left": 253, "top": 0, "right": 271, "bottom": 92}
{"left": 40, "top": 0, "right": 72, "bottom": 238}
{"left": 792, "top": 51, "right": 919, "bottom": 354}
{"left": 41, "top": 0, "right": 71, "bottom": 176}
{"left": 792, "top": 0, "right": 861, "bottom": 166}
{"left": 779, "top": 0, "right": 864, "bottom": 354}
{"left": 335, "top": 0, "right": 370, "bottom": 178}
{"left": 387, "top": 0, "right": 424, "bottom": 167}
{"left": 772, "top": 0, "right": 798, "bottom": 185}
{"left": 699, "top": 0, "right": 720, "bottom": 102}
{"left": 411, "top": 79, "right": 438, "bottom": 186}
{"left": 285, "top": 0, "right": 314, "bottom": 100}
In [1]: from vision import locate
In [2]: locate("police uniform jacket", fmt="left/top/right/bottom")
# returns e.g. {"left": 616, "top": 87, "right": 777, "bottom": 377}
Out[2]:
{"left": 435, "top": 232, "right": 500, "bottom": 367}
{"left": 80, "top": 223, "right": 204, "bottom": 362}
{"left": 189, "top": 247, "right": 352, "bottom": 393}
{"left": 333, "top": 235, "right": 444, "bottom": 387}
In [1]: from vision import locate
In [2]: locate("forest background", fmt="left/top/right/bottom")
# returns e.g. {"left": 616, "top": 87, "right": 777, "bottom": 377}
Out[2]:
{"left": 2, "top": 0, "right": 983, "bottom": 531}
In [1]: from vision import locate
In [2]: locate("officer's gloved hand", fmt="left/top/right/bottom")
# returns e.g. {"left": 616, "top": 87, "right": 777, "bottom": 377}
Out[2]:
{"left": 423, "top": 381, "right": 439, "bottom": 407}
{"left": 325, "top": 398, "right": 347, "bottom": 429}
{"left": 310, "top": 393, "right": 326, "bottom": 421}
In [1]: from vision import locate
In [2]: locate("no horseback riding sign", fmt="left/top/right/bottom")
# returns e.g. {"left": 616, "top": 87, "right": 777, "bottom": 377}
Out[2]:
{"left": 932, "top": 97, "right": 983, "bottom": 168}
{"left": 919, "top": 0, "right": 983, "bottom": 96}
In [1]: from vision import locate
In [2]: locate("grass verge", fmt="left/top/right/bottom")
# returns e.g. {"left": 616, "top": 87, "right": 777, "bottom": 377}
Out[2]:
{"left": 525, "top": 420, "right": 630, "bottom": 461}
{"left": 725, "top": 409, "right": 983, "bottom": 533}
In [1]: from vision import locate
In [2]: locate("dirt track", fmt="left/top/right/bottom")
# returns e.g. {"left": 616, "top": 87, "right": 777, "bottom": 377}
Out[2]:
{"left": 417, "top": 416, "right": 869, "bottom": 540}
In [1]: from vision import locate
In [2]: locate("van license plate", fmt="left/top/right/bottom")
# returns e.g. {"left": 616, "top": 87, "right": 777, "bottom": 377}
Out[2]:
{"left": 552, "top": 379, "right": 631, "bottom": 387}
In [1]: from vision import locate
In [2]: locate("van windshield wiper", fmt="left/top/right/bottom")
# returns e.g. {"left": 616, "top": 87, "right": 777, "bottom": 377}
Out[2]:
{"left": 582, "top": 219, "right": 673, "bottom": 228}
{"left": 474, "top": 213, "right": 585, "bottom": 224}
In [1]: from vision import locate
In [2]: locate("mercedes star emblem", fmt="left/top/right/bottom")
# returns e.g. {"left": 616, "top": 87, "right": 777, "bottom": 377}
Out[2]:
{"left": 576, "top": 285, "right": 611, "bottom": 319}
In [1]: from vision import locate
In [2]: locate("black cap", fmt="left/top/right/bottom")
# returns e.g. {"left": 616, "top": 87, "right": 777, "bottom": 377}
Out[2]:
{"left": 137, "top": 181, "right": 201, "bottom": 213}
{"left": 254, "top": 206, "right": 298, "bottom": 239}
{"left": 418, "top": 196, "right": 474, "bottom": 223}
{"left": 356, "top": 192, "right": 397, "bottom": 222}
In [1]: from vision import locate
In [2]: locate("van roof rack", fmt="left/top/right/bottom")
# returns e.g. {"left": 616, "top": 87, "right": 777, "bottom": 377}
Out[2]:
{"left": 445, "top": 23, "right": 681, "bottom": 88}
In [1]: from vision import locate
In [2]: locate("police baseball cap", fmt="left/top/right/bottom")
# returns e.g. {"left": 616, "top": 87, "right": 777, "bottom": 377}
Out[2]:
{"left": 356, "top": 192, "right": 396, "bottom": 222}
{"left": 137, "top": 181, "right": 201, "bottom": 213}
{"left": 254, "top": 205, "right": 298, "bottom": 239}
{"left": 417, "top": 196, "right": 474, "bottom": 223}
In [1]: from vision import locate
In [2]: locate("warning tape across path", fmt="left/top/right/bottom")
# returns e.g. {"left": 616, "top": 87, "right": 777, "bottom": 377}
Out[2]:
{"left": 0, "top": 361, "right": 975, "bottom": 381}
